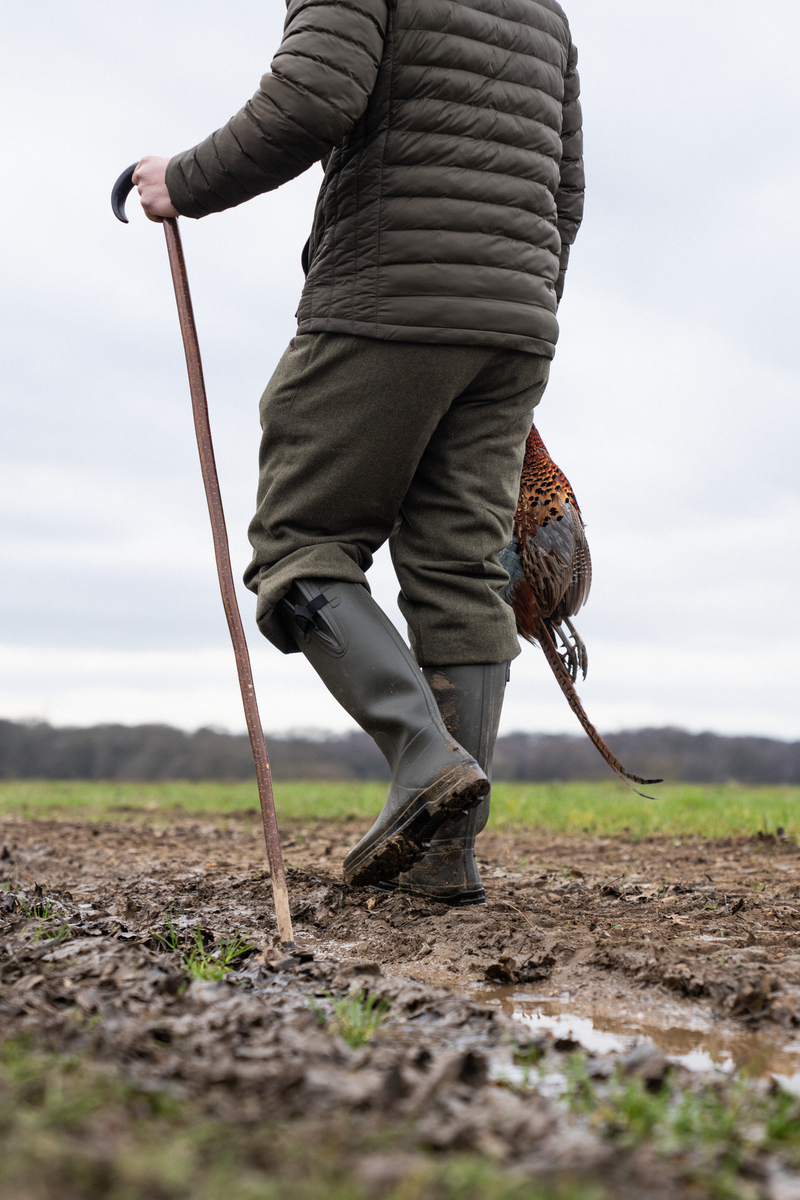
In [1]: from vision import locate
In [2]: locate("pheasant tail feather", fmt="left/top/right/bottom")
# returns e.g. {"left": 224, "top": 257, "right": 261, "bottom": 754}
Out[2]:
{"left": 534, "top": 614, "right": 662, "bottom": 798}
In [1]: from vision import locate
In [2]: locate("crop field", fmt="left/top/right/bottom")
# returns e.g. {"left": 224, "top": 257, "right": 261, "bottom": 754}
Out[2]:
{"left": 2, "top": 780, "right": 800, "bottom": 1199}
{"left": 2, "top": 778, "right": 799, "bottom": 838}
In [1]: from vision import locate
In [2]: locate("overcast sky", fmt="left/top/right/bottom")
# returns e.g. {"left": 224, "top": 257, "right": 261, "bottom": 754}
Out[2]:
{"left": 1, "top": 0, "right": 798, "bottom": 740}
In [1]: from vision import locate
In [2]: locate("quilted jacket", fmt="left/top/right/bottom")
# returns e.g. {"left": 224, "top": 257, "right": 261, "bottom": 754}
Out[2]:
{"left": 166, "top": 0, "right": 584, "bottom": 356}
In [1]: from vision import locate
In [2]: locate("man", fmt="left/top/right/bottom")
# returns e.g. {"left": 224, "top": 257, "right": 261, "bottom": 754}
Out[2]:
{"left": 134, "top": 0, "right": 584, "bottom": 905}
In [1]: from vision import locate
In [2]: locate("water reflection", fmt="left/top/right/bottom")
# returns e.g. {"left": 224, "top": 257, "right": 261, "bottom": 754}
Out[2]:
{"left": 470, "top": 983, "right": 800, "bottom": 1081}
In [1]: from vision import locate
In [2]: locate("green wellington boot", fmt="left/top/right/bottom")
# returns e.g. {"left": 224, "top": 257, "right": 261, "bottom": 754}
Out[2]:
{"left": 281, "top": 580, "right": 489, "bottom": 888}
{"left": 374, "top": 663, "right": 508, "bottom": 905}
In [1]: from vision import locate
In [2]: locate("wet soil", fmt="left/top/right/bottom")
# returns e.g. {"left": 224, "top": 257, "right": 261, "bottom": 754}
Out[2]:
{"left": 3, "top": 811, "right": 800, "bottom": 1196}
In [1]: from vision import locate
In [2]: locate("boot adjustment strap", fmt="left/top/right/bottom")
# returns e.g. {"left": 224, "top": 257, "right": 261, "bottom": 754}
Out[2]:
{"left": 293, "top": 593, "right": 329, "bottom": 634}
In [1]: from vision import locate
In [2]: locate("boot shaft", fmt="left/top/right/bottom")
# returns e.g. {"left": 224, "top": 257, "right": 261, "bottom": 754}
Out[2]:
{"left": 422, "top": 663, "right": 508, "bottom": 776}
{"left": 284, "top": 580, "right": 444, "bottom": 771}
{"left": 281, "top": 579, "right": 490, "bottom": 887}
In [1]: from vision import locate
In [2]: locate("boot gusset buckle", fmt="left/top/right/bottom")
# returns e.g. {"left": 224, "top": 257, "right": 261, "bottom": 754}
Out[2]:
{"left": 293, "top": 593, "right": 329, "bottom": 634}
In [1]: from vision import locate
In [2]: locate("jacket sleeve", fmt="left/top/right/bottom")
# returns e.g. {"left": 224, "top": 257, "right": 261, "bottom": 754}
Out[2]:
{"left": 553, "top": 39, "right": 585, "bottom": 303}
{"left": 166, "top": 0, "right": 389, "bottom": 219}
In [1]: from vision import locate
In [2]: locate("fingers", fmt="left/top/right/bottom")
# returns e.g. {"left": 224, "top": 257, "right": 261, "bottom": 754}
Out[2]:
{"left": 132, "top": 156, "right": 180, "bottom": 223}
{"left": 132, "top": 155, "right": 170, "bottom": 186}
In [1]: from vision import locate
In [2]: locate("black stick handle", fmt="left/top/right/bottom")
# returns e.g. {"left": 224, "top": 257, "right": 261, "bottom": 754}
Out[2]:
{"left": 111, "top": 163, "right": 138, "bottom": 223}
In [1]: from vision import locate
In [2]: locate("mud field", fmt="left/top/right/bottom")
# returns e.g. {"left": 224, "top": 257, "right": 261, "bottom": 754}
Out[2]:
{"left": 3, "top": 810, "right": 800, "bottom": 1198}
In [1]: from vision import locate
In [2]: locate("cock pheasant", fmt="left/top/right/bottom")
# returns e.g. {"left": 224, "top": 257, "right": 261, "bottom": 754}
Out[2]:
{"left": 501, "top": 425, "right": 660, "bottom": 793}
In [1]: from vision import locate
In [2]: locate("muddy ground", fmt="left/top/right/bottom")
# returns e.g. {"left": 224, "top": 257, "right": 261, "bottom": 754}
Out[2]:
{"left": 3, "top": 810, "right": 800, "bottom": 1197}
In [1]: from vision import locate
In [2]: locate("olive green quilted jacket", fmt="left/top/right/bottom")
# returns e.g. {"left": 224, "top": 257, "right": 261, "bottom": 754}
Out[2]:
{"left": 166, "top": 0, "right": 584, "bottom": 356}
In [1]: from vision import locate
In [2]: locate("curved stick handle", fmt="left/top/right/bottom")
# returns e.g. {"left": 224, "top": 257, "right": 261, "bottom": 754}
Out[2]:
{"left": 111, "top": 163, "right": 139, "bottom": 223}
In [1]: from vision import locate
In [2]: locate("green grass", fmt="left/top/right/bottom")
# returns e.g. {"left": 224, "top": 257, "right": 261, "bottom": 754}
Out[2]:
{"left": 183, "top": 929, "right": 255, "bottom": 981}
{"left": 309, "top": 990, "right": 392, "bottom": 1048}
{"left": 151, "top": 917, "right": 254, "bottom": 980}
{"left": 559, "top": 1051, "right": 800, "bottom": 1196}
{"left": 488, "top": 781, "right": 800, "bottom": 839}
{"left": 0, "top": 779, "right": 799, "bottom": 839}
{"left": 0, "top": 779, "right": 385, "bottom": 821}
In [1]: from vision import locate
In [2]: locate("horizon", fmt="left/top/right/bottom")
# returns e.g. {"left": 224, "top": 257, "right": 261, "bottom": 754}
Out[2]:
{"left": 3, "top": 715, "right": 798, "bottom": 747}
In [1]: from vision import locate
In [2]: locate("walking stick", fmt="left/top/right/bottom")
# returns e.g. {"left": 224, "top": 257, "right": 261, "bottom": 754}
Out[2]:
{"left": 111, "top": 164, "right": 294, "bottom": 948}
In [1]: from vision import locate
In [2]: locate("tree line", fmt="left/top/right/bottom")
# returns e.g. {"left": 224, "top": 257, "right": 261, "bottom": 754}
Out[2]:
{"left": 0, "top": 719, "right": 798, "bottom": 783}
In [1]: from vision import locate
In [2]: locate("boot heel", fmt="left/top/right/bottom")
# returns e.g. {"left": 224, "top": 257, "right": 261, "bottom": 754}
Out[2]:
{"left": 417, "top": 761, "right": 490, "bottom": 819}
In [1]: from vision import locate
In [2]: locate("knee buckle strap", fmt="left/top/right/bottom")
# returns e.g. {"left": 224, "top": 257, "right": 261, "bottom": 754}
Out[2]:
{"left": 293, "top": 593, "right": 329, "bottom": 634}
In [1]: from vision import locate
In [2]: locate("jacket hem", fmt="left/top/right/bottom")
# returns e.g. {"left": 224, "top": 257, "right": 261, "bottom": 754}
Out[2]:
{"left": 295, "top": 318, "right": 556, "bottom": 358}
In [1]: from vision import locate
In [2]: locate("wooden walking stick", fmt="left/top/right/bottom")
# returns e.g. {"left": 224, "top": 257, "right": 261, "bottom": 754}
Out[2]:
{"left": 112, "top": 165, "right": 294, "bottom": 948}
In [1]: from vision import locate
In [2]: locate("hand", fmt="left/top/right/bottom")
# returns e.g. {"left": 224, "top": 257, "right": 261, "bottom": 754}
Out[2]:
{"left": 132, "top": 156, "right": 180, "bottom": 222}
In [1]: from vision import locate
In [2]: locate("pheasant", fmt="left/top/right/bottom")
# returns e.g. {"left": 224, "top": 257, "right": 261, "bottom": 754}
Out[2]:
{"left": 501, "top": 425, "right": 661, "bottom": 793}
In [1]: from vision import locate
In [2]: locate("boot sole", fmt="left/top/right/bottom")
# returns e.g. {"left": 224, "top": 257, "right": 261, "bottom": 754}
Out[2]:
{"left": 369, "top": 880, "right": 486, "bottom": 907}
{"left": 343, "top": 763, "right": 489, "bottom": 889}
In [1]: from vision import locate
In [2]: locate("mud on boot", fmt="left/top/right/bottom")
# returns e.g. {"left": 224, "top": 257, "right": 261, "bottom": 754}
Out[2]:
{"left": 281, "top": 580, "right": 489, "bottom": 888}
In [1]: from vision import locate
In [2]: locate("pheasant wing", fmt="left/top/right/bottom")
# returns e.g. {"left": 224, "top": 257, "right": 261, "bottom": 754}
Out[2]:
{"left": 515, "top": 430, "right": 581, "bottom": 618}
{"left": 518, "top": 512, "right": 574, "bottom": 617}
{"left": 557, "top": 503, "right": 592, "bottom": 618}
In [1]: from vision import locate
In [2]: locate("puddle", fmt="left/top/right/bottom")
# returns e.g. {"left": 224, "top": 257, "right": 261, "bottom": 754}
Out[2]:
{"left": 470, "top": 983, "right": 800, "bottom": 1085}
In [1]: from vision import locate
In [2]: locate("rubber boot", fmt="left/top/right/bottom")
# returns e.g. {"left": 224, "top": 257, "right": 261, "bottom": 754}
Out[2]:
{"left": 374, "top": 663, "right": 508, "bottom": 905}
{"left": 280, "top": 580, "right": 490, "bottom": 888}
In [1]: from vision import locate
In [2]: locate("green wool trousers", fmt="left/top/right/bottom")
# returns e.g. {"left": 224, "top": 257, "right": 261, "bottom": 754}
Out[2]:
{"left": 244, "top": 333, "right": 550, "bottom": 665}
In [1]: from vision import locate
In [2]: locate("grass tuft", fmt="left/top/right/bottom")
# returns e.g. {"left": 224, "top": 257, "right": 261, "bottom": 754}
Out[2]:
{"left": 153, "top": 914, "right": 183, "bottom": 954}
{"left": 17, "top": 893, "right": 59, "bottom": 920}
{"left": 309, "top": 990, "right": 391, "bottom": 1048}
{"left": 31, "top": 919, "right": 70, "bottom": 943}
{"left": 182, "top": 929, "right": 254, "bottom": 981}
{"left": 151, "top": 917, "right": 254, "bottom": 982}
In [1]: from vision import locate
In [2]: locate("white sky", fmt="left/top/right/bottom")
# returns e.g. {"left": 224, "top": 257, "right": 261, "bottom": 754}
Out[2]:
{"left": 1, "top": 1, "right": 798, "bottom": 739}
